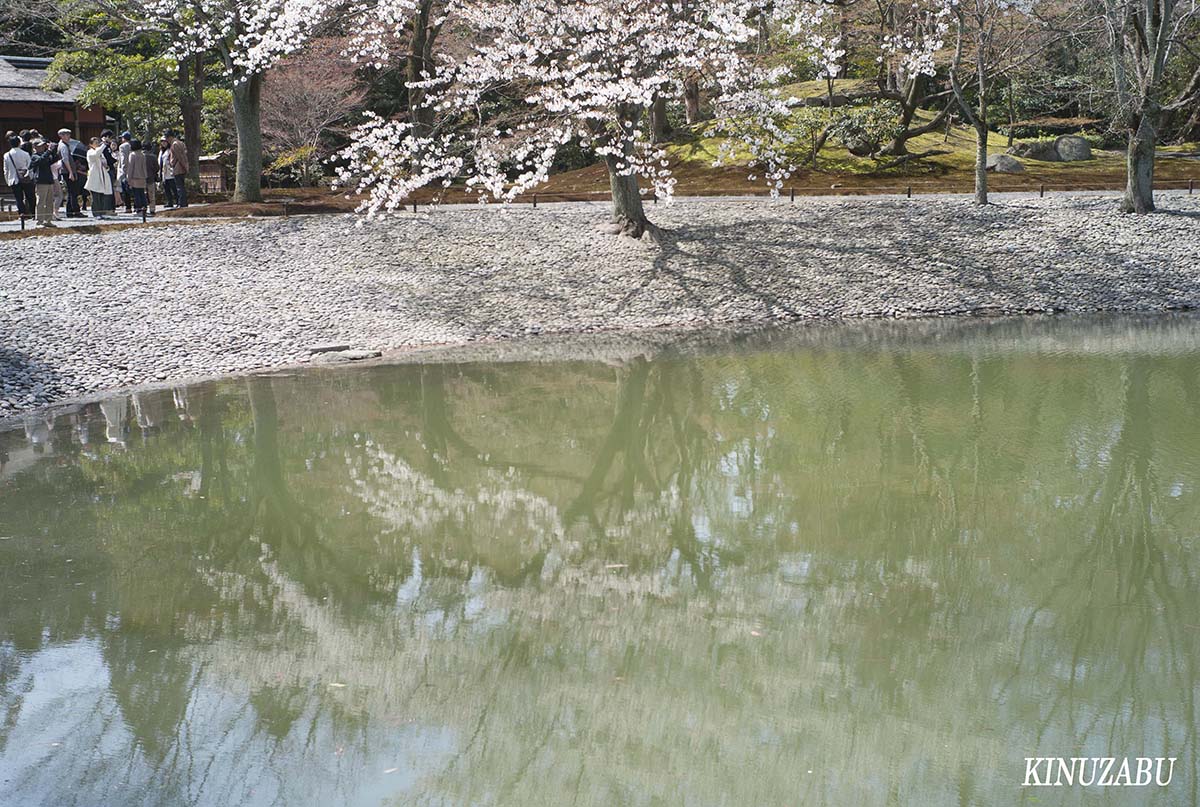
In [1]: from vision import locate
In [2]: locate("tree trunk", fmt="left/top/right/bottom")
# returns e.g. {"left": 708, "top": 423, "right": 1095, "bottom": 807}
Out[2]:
{"left": 884, "top": 77, "right": 920, "bottom": 155}
{"left": 408, "top": 0, "right": 436, "bottom": 137}
{"left": 232, "top": 73, "right": 264, "bottom": 203}
{"left": 649, "top": 96, "right": 670, "bottom": 144}
{"left": 683, "top": 75, "right": 702, "bottom": 124}
{"left": 177, "top": 55, "right": 204, "bottom": 185}
{"left": 1122, "top": 110, "right": 1157, "bottom": 213}
{"left": 973, "top": 43, "right": 988, "bottom": 206}
{"left": 969, "top": 123, "right": 988, "bottom": 206}
{"left": 1006, "top": 81, "right": 1016, "bottom": 147}
{"left": 604, "top": 154, "right": 652, "bottom": 238}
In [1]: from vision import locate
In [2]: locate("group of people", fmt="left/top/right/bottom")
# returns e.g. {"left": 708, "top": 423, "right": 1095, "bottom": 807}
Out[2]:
{"left": 4, "top": 128, "right": 191, "bottom": 228}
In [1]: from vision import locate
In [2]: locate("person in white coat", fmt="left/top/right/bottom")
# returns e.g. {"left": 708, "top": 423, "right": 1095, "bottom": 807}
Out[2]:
{"left": 85, "top": 137, "right": 116, "bottom": 219}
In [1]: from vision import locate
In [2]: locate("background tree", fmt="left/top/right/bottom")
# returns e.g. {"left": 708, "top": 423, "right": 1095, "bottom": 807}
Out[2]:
{"left": 949, "top": 0, "right": 1043, "bottom": 204}
{"left": 261, "top": 37, "right": 366, "bottom": 184}
{"left": 1094, "top": 0, "right": 1200, "bottom": 212}
{"left": 45, "top": 49, "right": 179, "bottom": 142}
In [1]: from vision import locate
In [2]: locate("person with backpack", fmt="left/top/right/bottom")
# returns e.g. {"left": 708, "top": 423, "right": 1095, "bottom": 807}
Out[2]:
{"left": 56, "top": 128, "right": 87, "bottom": 218}
{"left": 4, "top": 135, "right": 35, "bottom": 217}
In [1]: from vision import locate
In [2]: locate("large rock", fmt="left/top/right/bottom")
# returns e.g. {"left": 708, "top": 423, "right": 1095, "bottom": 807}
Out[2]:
{"left": 1007, "top": 140, "right": 1061, "bottom": 161}
{"left": 986, "top": 153, "right": 1025, "bottom": 173}
{"left": 1054, "top": 135, "right": 1092, "bottom": 161}
{"left": 846, "top": 138, "right": 879, "bottom": 157}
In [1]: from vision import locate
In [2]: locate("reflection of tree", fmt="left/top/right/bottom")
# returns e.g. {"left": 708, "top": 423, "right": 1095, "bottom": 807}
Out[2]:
{"left": 4, "top": 335, "right": 1200, "bottom": 806}
{"left": 1006, "top": 358, "right": 1199, "bottom": 780}
{"left": 566, "top": 358, "right": 652, "bottom": 530}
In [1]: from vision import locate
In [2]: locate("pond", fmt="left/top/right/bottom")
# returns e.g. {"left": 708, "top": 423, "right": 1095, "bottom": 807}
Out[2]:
{"left": 2, "top": 315, "right": 1199, "bottom": 807}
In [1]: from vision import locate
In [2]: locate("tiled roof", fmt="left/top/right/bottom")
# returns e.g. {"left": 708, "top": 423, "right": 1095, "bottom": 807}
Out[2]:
{"left": 0, "top": 55, "right": 84, "bottom": 105}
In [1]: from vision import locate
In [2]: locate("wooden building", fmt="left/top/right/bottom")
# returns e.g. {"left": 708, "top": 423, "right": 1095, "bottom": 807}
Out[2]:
{"left": 199, "top": 154, "right": 232, "bottom": 194}
{"left": 0, "top": 55, "right": 106, "bottom": 141}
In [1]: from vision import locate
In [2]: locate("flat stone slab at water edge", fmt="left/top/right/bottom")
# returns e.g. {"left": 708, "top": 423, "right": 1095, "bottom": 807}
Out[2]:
{"left": 2, "top": 193, "right": 1199, "bottom": 416}
{"left": 308, "top": 342, "right": 353, "bottom": 354}
{"left": 310, "top": 349, "right": 384, "bottom": 364}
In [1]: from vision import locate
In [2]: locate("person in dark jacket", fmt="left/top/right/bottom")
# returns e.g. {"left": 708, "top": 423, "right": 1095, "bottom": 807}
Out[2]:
{"left": 28, "top": 139, "right": 61, "bottom": 227}
{"left": 101, "top": 130, "right": 121, "bottom": 211}
{"left": 56, "top": 128, "right": 87, "bottom": 218}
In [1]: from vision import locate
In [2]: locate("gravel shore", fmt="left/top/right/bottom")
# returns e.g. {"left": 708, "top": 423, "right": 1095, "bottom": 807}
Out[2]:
{"left": 2, "top": 193, "right": 1199, "bottom": 416}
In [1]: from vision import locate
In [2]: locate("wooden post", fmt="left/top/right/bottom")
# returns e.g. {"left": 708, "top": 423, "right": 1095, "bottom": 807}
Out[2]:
{"left": 790, "top": 187, "right": 795, "bottom": 203}
{"left": 1039, "top": 184, "right": 1045, "bottom": 198}
{"left": 533, "top": 194, "right": 537, "bottom": 208}
{"left": 906, "top": 186, "right": 912, "bottom": 199}
{"left": 1190, "top": 179, "right": 1195, "bottom": 195}
{"left": 20, "top": 214, "right": 25, "bottom": 231}
{"left": 412, "top": 200, "right": 417, "bottom": 213}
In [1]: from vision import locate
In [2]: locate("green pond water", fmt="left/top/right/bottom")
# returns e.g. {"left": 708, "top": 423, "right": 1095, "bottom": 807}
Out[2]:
{"left": 2, "top": 316, "right": 1200, "bottom": 807}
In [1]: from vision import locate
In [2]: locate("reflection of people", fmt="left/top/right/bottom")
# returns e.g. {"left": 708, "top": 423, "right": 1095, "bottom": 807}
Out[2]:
{"left": 100, "top": 397, "right": 129, "bottom": 447}
{"left": 73, "top": 412, "right": 91, "bottom": 446}
{"left": 173, "top": 388, "right": 193, "bottom": 422}
{"left": 23, "top": 415, "right": 53, "bottom": 454}
{"left": 133, "top": 391, "right": 164, "bottom": 434}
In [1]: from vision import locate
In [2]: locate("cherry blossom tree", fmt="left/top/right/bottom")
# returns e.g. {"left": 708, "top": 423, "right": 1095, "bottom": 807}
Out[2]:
{"left": 336, "top": 0, "right": 807, "bottom": 238}
{"left": 870, "top": 0, "right": 955, "bottom": 158}
{"left": 143, "top": 0, "right": 335, "bottom": 201}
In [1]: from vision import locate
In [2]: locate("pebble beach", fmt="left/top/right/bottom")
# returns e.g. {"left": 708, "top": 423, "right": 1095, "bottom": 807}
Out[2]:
{"left": 3, "top": 193, "right": 1199, "bottom": 416}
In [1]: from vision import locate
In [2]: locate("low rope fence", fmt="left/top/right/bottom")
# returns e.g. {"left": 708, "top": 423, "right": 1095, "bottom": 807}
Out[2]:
{"left": 404, "top": 176, "right": 1199, "bottom": 210}
{"left": 4, "top": 176, "right": 1197, "bottom": 227}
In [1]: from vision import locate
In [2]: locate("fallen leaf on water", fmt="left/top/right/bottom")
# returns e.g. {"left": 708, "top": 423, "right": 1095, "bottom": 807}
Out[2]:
{"left": 750, "top": 630, "right": 763, "bottom": 637}
{"left": 328, "top": 682, "right": 347, "bottom": 688}
{"left": 604, "top": 564, "right": 627, "bottom": 570}
{"left": 384, "top": 768, "right": 399, "bottom": 775}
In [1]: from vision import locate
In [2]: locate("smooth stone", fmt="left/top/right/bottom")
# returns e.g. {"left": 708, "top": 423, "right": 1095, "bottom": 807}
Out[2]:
{"left": 308, "top": 342, "right": 352, "bottom": 354}
{"left": 1055, "top": 135, "right": 1092, "bottom": 161}
{"left": 310, "top": 349, "right": 383, "bottom": 364}
{"left": 986, "top": 154, "right": 1026, "bottom": 173}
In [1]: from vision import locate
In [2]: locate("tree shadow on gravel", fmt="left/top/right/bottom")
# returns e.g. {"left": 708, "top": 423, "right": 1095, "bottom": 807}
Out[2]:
{"left": 0, "top": 347, "right": 69, "bottom": 420}
{"left": 620, "top": 201, "right": 1200, "bottom": 321}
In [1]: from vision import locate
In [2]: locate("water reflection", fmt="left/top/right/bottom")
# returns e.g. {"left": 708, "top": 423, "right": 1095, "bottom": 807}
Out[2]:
{"left": 2, "top": 316, "right": 1199, "bottom": 806}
